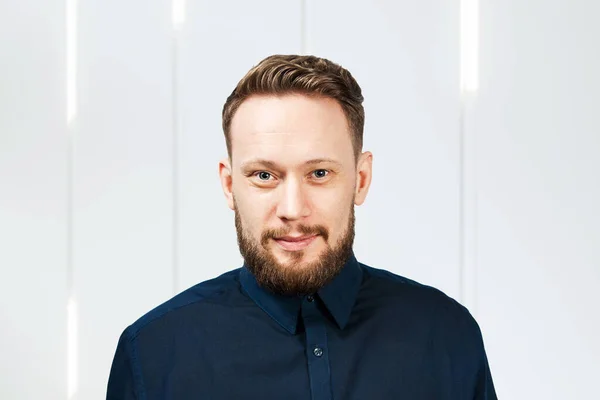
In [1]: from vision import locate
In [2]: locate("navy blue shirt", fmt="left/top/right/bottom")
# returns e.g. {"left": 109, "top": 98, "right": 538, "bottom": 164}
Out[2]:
{"left": 107, "top": 253, "right": 497, "bottom": 399}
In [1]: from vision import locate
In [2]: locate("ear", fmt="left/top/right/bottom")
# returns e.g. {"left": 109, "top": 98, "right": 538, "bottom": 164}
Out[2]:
{"left": 218, "top": 157, "right": 235, "bottom": 210}
{"left": 354, "top": 151, "right": 373, "bottom": 206}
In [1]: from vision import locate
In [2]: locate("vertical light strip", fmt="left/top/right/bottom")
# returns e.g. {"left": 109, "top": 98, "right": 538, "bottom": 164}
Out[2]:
{"left": 171, "top": 0, "right": 185, "bottom": 294}
{"left": 459, "top": 0, "right": 479, "bottom": 315}
{"left": 460, "top": 0, "right": 479, "bottom": 94}
{"left": 459, "top": 101, "right": 479, "bottom": 314}
{"left": 66, "top": 0, "right": 78, "bottom": 398}
{"left": 458, "top": 102, "right": 466, "bottom": 305}
{"left": 66, "top": 0, "right": 77, "bottom": 125}
{"left": 172, "top": 0, "right": 186, "bottom": 31}
{"left": 458, "top": 103, "right": 479, "bottom": 315}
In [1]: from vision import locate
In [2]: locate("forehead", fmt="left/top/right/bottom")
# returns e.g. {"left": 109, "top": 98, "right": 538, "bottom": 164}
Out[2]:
{"left": 229, "top": 94, "right": 354, "bottom": 167}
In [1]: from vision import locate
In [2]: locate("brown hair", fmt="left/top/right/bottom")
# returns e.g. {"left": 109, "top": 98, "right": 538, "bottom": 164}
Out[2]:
{"left": 222, "top": 54, "right": 364, "bottom": 161}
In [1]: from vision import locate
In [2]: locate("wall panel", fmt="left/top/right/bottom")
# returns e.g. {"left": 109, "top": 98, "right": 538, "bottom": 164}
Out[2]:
{"left": 74, "top": 1, "right": 174, "bottom": 398}
{"left": 0, "top": 1, "right": 68, "bottom": 399}
{"left": 471, "top": 1, "right": 600, "bottom": 398}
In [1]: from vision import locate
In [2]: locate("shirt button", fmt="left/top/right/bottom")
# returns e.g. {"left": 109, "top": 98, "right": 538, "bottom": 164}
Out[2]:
{"left": 313, "top": 347, "right": 323, "bottom": 357}
{"left": 307, "top": 295, "right": 314, "bottom": 302}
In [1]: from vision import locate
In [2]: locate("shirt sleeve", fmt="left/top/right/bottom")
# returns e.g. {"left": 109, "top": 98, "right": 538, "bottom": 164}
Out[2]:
{"left": 438, "top": 295, "right": 498, "bottom": 400}
{"left": 106, "top": 327, "right": 139, "bottom": 400}
{"left": 472, "top": 320, "right": 497, "bottom": 400}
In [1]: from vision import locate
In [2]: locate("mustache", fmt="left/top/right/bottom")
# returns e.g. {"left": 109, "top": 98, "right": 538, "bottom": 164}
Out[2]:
{"left": 261, "top": 224, "right": 329, "bottom": 246}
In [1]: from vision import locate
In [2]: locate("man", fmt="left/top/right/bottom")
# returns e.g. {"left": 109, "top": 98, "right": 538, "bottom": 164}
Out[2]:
{"left": 107, "top": 55, "right": 497, "bottom": 399}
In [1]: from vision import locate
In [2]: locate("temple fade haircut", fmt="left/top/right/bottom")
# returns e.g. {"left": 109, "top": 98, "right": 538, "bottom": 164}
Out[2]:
{"left": 222, "top": 54, "right": 365, "bottom": 162}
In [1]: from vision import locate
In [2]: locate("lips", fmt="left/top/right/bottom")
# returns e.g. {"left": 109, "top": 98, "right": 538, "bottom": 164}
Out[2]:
{"left": 273, "top": 235, "right": 318, "bottom": 251}
{"left": 276, "top": 235, "right": 316, "bottom": 242}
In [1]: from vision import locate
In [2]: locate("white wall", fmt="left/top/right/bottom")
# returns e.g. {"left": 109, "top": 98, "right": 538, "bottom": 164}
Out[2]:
{"left": 469, "top": 1, "right": 600, "bottom": 398}
{"left": 73, "top": 2, "right": 174, "bottom": 398}
{"left": 0, "top": 1, "right": 68, "bottom": 399}
{"left": 0, "top": 1, "right": 598, "bottom": 399}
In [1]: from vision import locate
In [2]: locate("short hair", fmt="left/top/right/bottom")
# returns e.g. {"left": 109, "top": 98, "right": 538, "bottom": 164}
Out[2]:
{"left": 222, "top": 54, "right": 364, "bottom": 161}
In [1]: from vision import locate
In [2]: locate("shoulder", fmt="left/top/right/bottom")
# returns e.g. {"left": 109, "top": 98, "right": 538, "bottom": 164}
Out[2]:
{"left": 125, "top": 268, "right": 242, "bottom": 339}
{"left": 360, "top": 262, "right": 480, "bottom": 335}
{"left": 360, "top": 263, "right": 453, "bottom": 308}
{"left": 359, "top": 263, "right": 494, "bottom": 393}
{"left": 360, "top": 262, "right": 485, "bottom": 365}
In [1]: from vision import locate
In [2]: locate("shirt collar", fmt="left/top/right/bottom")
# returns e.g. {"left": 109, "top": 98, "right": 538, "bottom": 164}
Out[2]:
{"left": 239, "top": 252, "right": 363, "bottom": 334}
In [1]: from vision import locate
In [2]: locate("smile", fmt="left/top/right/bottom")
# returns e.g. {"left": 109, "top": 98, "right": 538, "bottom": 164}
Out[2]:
{"left": 273, "top": 235, "right": 318, "bottom": 251}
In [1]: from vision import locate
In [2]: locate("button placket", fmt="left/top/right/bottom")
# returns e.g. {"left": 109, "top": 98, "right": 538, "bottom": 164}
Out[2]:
{"left": 301, "top": 297, "right": 333, "bottom": 400}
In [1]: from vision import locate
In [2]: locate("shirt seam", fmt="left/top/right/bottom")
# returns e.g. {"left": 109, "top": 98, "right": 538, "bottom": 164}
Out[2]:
{"left": 128, "top": 287, "right": 230, "bottom": 340}
{"left": 125, "top": 327, "right": 146, "bottom": 400}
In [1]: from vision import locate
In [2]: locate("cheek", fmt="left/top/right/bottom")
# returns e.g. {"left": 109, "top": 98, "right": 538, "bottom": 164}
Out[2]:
{"left": 312, "top": 191, "right": 353, "bottom": 234}
{"left": 236, "top": 197, "right": 271, "bottom": 236}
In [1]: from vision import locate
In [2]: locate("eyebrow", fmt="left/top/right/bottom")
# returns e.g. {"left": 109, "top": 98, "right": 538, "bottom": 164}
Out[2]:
{"left": 240, "top": 158, "right": 342, "bottom": 171}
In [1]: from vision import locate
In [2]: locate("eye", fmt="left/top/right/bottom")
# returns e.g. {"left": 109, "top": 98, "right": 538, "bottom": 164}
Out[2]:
{"left": 256, "top": 171, "right": 272, "bottom": 181}
{"left": 312, "top": 169, "right": 329, "bottom": 179}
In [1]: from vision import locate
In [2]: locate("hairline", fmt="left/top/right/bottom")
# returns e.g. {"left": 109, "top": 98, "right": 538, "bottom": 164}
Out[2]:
{"left": 226, "top": 92, "right": 361, "bottom": 165}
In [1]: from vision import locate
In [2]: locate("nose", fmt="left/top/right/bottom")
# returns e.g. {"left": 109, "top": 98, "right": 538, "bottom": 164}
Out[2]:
{"left": 275, "top": 177, "right": 311, "bottom": 221}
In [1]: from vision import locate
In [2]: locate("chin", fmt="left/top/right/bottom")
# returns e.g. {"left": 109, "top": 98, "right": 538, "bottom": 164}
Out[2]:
{"left": 274, "top": 247, "right": 322, "bottom": 265}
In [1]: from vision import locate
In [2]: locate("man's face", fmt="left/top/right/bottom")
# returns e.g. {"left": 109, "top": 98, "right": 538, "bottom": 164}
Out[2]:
{"left": 219, "top": 94, "right": 372, "bottom": 296}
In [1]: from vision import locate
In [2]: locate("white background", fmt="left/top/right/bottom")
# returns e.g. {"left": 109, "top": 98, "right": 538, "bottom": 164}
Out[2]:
{"left": 1, "top": 0, "right": 598, "bottom": 399}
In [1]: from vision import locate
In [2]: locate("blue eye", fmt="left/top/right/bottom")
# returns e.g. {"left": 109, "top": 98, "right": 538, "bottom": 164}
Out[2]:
{"left": 257, "top": 171, "right": 272, "bottom": 180}
{"left": 313, "top": 169, "right": 328, "bottom": 178}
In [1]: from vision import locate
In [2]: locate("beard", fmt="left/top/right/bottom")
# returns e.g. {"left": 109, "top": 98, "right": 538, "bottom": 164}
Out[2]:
{"left": 234, "top": 198, "right": 355, "bottom": 297}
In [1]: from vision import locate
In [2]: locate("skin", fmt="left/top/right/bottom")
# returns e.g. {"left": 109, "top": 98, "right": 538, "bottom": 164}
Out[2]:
{"left": 218, "top": 93, "right": 373, "bottom": 295}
